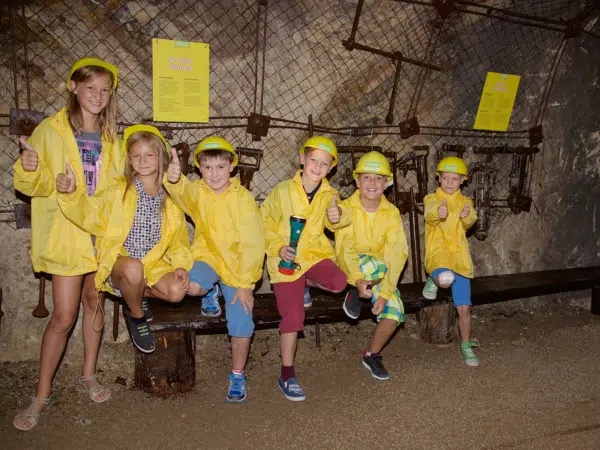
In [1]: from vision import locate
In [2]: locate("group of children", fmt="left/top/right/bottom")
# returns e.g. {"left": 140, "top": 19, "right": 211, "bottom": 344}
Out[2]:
{"left": 12, "top": 57, "right": 479, "bottom": 430}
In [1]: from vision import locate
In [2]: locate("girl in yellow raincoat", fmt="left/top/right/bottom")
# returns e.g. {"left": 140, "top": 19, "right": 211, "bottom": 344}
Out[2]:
{"left": 56, "top": 125, "right": 192, "bottom": 356}
{"left": 422, "top": 156, "right": 479, "bottom": 367}
{"left": 13, "top": 57, "right": 124, "bottom": 432}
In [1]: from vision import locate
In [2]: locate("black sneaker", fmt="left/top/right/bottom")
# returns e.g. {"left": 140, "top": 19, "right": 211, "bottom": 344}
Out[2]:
{"left": 141, "top": 297, "right": 153, "bottom": 322}
{"left": 362, "top": 353, "right": 389, "bottom": 380}
{"left": 343, "top": 289, "right": 361, "bottom": 319}
{"left": 125, "top": 314, "right": 155, "bottom": 353}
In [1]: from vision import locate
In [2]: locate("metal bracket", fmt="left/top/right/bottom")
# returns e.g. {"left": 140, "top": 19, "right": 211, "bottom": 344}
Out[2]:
{"left": 235, "top": 147, "right": 263, "bottom": 190}
{"left": 433, "top": 0, "right": 456, "bottom": 19}
{"left": 438, "top": 143, "right": 465, "bottom": 161}
{"left": 9, "top": 108, "right": 45, "bottom": 136}
{"left": 399, "top": 116, "right": 420, "bottom": 139}
{"left": 246, "top": 112, "right": 271, "bottom": 141}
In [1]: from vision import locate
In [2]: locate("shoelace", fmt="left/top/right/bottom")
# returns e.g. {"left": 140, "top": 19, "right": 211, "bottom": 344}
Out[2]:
{"left": 138, "top": 324, "right": 150, "bottom": 337}
{"left": 286, "top": 382, "right": 303, "bottom": 394}
{"left": 463, "top": 348, "right": 477, "bottom": 359}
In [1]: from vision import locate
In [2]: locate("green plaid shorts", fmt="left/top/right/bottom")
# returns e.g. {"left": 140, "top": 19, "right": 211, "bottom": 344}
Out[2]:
{"left": 359, "top": 254, "right": 404, "bottom": 324}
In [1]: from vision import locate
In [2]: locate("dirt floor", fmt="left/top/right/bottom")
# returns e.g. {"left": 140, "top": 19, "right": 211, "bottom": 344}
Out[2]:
{"left": 2, "top": 303, "right": 600, "bottom": 449}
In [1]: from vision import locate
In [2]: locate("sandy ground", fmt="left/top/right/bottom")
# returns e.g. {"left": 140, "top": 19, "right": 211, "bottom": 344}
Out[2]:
{"left": 2, "top": 304, "right": 600, "bottom": 449}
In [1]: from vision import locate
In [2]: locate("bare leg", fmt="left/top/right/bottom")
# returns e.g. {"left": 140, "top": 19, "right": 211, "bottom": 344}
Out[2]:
{"left": 367, "top": 319, "right": 397, "bottom": 354}
{"left": 456, "top": 305, "right": 471, "bottom": 342}
{"left": 187, "top": 282, "right": 208, "bottom": 297}
{"left": 110, "top": 257, "right": 145, "bottom": 318}
{"left": 280, "top": 332, "right": 297, "bottom": 367}
{"left": 145, "top": 272, "right": 187, "bottom": 303}
{"left": 231, "top": 337, "right": 251, "bottom": 371}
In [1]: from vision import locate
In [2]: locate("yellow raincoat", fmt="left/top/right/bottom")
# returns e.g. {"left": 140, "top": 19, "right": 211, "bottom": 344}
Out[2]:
{"left": 57, "top": 177, "right": 193, "bottom": 292}
{"left": 261, "top": 170, "right": 350, "bottom": 284}
{"left": 424, "top": 187, "right": 477, "bottom": 278}
{"left": 335, "top": 191, "right": 408, "bottom": 300}
{"left": 163, "top": 176, "right": 264, "bottom": 289}
{"left": 13, "top": 107, "right": 125, "bottom": 276}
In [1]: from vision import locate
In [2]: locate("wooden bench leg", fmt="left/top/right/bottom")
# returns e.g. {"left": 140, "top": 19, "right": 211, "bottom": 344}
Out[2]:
{"left": 592, "top": 285, "right": 600, "bottom": 316}
{"left": 315, "top": 320, "right": 321, "bottom": 349}
{"left": 134, "top": 330, "right": 196, "bottom": 396}
{"left": 417, "top": 303, "right": 457, "bottom": 344}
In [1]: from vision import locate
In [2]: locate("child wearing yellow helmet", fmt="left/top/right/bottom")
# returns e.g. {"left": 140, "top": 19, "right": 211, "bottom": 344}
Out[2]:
{"left": 423, "top": 156, "right": 479, "bottom": 366}
{"left": 164, "top": 135, "right": 264, "bottom": 403}
{"left": 13, "top": 56, "right": 124, "bottom": 431}
{"left": 261, "top": 135, "right": 350, "bottom": 401}
{"left": 335, "top": 151, "right": 409, "bottom": 380}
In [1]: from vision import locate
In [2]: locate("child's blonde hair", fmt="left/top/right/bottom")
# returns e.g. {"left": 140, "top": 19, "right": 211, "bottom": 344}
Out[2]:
{"left": 67, "top": 65, "right": 117, "bottom": 142}
{"left": 124, "top": 131, "right": 169, "bottom": 211}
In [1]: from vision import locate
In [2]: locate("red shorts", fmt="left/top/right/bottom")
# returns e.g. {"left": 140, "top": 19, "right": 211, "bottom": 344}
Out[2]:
{"left": 272, "top": 259, "right": 347, "bottom": 333}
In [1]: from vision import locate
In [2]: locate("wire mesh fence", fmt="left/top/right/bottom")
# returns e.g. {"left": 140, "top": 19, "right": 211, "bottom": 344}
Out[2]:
{"left": 0, "top": 0, "right": 597, "bottom": 232}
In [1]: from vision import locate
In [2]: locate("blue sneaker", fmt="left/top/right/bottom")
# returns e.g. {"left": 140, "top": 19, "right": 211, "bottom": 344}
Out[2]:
{"left": 201, "top": 284, "right": 222, "bottom": 317}
{"left": 277, "top": 377, "right": 306, "bottom": 402}
{"left": 226, "top": 372, "right": 247, "bottom": 403}
{"left": 303, "top": 288, "right": 312, "bottom": 308}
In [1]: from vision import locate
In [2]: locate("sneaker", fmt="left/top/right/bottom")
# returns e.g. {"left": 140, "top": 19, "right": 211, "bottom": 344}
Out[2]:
{"left": 277, "top": 377, "right": 306, "bottom": 401}
{"left": 141, "top": 297, "right": 153, "bottom": 322}
{"left": 201, "top": 284, "right": 222, "bottom": 317}
{"left": 422, "top": 276, "right": 438, "bottom": 300}
{"left": 362, "top": 353, "right": 389, "bottom": 380}
{"left": 303, "top": 288, "right": 312, "bottom": 308}
{"left": 461, "top": 341, "right": 480, "bottom": 367}
{"left": 343, "top": 288, "right": 361, "bottom": 319}
{"left": 125, "top": 314, "right": 155, "bottom": 353}
{"left": 226, "top": 372, "right": 247, "bottom": 403}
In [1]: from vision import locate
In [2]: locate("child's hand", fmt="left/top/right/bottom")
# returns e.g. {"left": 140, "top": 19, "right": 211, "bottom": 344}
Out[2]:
{"left": 278, "top": 245, "right": 295, "bottom": 263}
{"left": 174, "top": 267, "right": 190, "bottom": 292}
{"left": 371, "top": 296, "right": 387, "bottom": 316}
{"left": 356, "top": 278, "right": 373, "bottom": 299}
{"left": 56, "top": 163, "right": 76, "bottom": 194}
{"left": 19, "top": 136, "right": 38, "bottom": 172}
{"left": 460, "top": 202, "right": 470, "bottom": 218}
{"left": 167, "top": 147, "right": 181, "bottom": 183}
{"left": 231, "top": 287, "right": 254, "bottom": 315}
{"left": 438, "top": 199, "right": 448, "bottom": 219}
{"left": 326, "top": 194, "right": 341, "bottom": 224}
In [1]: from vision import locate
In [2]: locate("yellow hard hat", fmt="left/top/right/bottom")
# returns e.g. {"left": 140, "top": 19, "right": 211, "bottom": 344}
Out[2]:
{"left": 300, "top": 136, "right": 338, "bottom": 167}
{"left": 123, "top": 125, "right": 169, "bottom": 154}
{"left": 436, "top": 156, "right": 468, "bottom": 180}
{"left": 194, "top": 136, "right": 238, "bottom": 168}
{"left": 353, "top": 151, "right": 393, "bottom": 181}
{"left": 68, "top": 57, "right": 118, "bottom": 90}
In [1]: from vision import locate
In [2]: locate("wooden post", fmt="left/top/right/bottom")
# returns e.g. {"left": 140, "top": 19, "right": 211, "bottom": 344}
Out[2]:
{"left": 417, "top": 303, "right": 457, "bottom": 344}
{"left": 592, "top": 285, "right": 600, "bottom": 315}
{"left": 134, "top": 330, "right": 196, "bottom": 396}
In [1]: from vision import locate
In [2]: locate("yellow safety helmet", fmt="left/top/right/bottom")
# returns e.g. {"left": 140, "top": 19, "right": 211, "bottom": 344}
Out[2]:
{"left": 300, "top": 136, "right": 338, "bottom": 167}
{"left": 436, "top": 156, "right": 468, "bottom": 180}
{"left": 353, "top": 151, "right": 393, "bottom": 181}
{"left": 194, "top": 136, "right": 238, "bottom": 168}
{"left": 68, "top": 57, "right": 118, "bottom": 90}
{"left": 123, "top": 125, "right": 169, "bottom": 154}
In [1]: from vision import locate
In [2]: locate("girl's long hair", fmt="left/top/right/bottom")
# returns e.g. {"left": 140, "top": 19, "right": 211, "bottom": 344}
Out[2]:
{"left": 124, "top": 131, "right": 169, "bottom": 213}
{"left": 67, "top": 65, "right": 117, "bottom": 142}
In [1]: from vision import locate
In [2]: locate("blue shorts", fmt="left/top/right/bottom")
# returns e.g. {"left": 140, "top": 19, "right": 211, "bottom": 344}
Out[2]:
{"left": 431, "top": 268, "right": 471, "bottom": 307}
{"left": 188, "top": 261, "right": 254, "bottom": 338}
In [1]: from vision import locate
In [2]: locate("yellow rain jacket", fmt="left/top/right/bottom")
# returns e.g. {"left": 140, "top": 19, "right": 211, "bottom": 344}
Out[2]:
{"left": 261, "top": 170, "right": 351, "bottom": 284}
{"left": 163, "top": 176, "right": 264, "bottom": 289}
{"left": 13, "top": 107, "right": 125, "bottom": 276}
{"left": 57, "top": 177, "right": 193, "bottom": 293}
{"left": 335, "top": 191, "right": 408, "bottom": 300}
{"left": 424, "top": 187, "right": 477, "bottom": 278}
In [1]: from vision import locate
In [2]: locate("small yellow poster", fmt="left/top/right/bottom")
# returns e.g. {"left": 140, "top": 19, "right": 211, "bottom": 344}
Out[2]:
{"left": 152, "top": 38, "right": 209, "bottom": 122}
{"left": 473, "top": 72, "right": 520, "bottom": 132}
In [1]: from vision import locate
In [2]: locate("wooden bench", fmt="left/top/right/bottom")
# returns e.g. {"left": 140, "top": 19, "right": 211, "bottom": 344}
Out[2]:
{"left": 134, "top": 266, "right": 600, "bottom": 396}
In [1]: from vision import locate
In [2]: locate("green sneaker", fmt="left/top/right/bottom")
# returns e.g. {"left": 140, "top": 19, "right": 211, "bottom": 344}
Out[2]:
{"left": 422, "top": 277, "right": 438, "bottom": 300}
{"left": 461, "top": 341, "right": 480, "bottom": 367}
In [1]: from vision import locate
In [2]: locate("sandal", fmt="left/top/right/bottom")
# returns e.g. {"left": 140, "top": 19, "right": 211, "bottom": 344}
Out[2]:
{"left": 13, "top": 397, "right": 51, "bottom": 431}
{"left": 79, "top": 374, "right": 111, "bottom": 403}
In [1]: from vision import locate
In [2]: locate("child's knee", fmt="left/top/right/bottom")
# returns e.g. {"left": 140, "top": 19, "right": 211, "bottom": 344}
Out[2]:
{"left": 187, "top": 282, "right": 207, "bottom": 297}
{"left": 49, "top": 309, "right": 77, "bottom": 333}
{"left": 119, "top": 258, "right": 144, "bottom": 286}
{"left": 456, "top": 304, "right": 471, "bottom": 316}
{"left": 330, "top": 273, "right": 348, "bottom": 293}
{"left": 166, "top": 283, "right": 186, "bottom": 303}
{"left": 279, "top": 309, "right": 305, "bottom": 333}
{"left": 227, "top": 315, "right": 254, "bottom": 337}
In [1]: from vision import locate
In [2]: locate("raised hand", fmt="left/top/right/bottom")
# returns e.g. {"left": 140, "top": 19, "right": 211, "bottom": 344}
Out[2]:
{"left": 19, "top": 136, "right": 38, "bottom": 172}
{"left": 56, "top": 163, "right": 76, "bottom": 194}
{"left": 438, "top": 199, "right": 448, "bottom": 219}
{"left": 326, "top": 193, "right": 341, "bottom": 224}
{"left": 167, "top": 147, "right": 181, "bottom": 183}
{"left": 460, "top": 202, "right": 470, "bottom": 219}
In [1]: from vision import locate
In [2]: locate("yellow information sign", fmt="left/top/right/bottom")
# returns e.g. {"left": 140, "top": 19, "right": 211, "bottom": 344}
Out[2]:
{"left": 473, "top": 72, "right": 521, "bottom": 132}
{"left": 152, "top": 38, "right": 209, "bottom": 122}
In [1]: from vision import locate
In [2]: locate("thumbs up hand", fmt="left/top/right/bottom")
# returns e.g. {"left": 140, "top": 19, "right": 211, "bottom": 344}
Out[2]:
{"left": 438, "top": 199, "right": 448, "bottom": 219}
{"left": 326, "top": 194, "right": 341, "bottom": 224}
{"left": 167, "top": 147, "right": 181, "bottom": 183}
{"left": 56, "top": 163, "right": 76, "bottom": 194}
{"left": 19, "top": 136, "right": 39, "bottom": 172}
{"left": 460, "top": 202, "right": 470, "bottom": 219}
